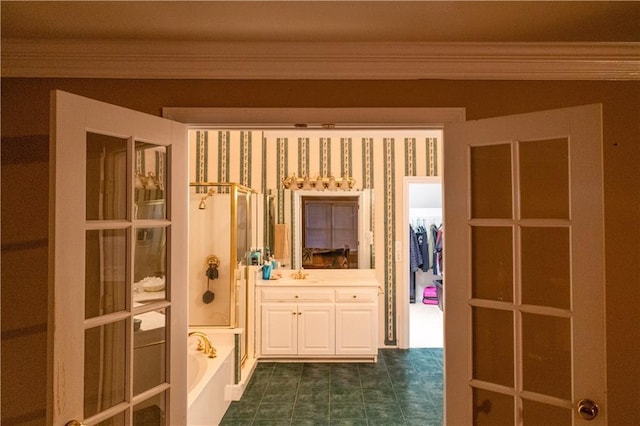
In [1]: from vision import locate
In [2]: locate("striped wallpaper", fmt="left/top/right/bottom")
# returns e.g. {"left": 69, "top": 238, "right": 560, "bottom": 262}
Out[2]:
{"left": 189, "top": 129, "right": 441, "bottom": 345}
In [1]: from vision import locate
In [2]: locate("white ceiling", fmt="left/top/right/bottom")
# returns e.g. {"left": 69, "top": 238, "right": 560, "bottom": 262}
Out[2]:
{"left": 2, "top": 1, "right": 638, "bottom": 43}
{"left": 2, "top": 1, "right": 639, "bottom": 80}
{"left": 410, "top": 182, "right": 442, "bottom": 209}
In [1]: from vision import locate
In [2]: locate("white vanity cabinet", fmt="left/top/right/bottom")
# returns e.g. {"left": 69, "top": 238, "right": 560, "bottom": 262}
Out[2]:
{"left": 335, "top": 289, "right": 378, "bottom": 356}
{"left": 256, "top": 279, "right": 378, "bottom": 362}
{"left": 261, "top": 302, "right": 335, "bottom": 356}
{"left": 260, "top": 288, "right": 335, "bottom": 356}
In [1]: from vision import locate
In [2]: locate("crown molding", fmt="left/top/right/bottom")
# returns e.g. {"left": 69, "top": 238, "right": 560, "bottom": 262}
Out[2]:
{"left": 2, "top": 40, "right": 639, "bottom": 80}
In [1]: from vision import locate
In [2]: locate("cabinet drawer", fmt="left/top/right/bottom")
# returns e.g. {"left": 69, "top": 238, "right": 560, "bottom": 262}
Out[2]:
{"left": 336, "top": 289, "right": 377, "bottom": 302}
{"left": 262, "top": 288, "right": 334, "bottom": 302}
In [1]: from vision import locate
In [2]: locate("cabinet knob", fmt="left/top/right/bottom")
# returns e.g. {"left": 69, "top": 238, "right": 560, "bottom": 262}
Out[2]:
{"left": 295, "top": 295, "right": 299, "bottom": 298}
{"left": 353, "top": 295, "right": 357, "bottom": 298}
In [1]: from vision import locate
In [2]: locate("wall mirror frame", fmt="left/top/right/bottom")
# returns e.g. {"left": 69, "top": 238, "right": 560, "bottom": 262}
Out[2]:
{"left": 291, "top": 189, "right": 372, "bottom": 270}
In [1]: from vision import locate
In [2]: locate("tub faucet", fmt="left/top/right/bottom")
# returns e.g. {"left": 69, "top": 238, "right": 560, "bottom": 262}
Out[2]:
{"left": 188, "top": 331, "right": 217, "bottom": 358}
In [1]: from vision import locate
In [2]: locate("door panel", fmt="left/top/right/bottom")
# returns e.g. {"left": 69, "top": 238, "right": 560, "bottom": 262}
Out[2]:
{"left": 444, "top": 105, "right": 606, "bottom": 425}
{"left": 335, "top": 304, "right": 377, "bottom": 355}
{"left": 49, "top": 91, "right": 188, "bottom": 425}
{"left": 261, "top": 304, "right": 297, "bottom": 355}
{"left": 297, "top": 304, "right": 335, "bottom": 355}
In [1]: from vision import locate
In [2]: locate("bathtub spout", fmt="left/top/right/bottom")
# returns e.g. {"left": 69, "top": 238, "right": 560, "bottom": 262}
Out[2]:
{"left": 188, "top": 331, "right": 217, "bottom": 358}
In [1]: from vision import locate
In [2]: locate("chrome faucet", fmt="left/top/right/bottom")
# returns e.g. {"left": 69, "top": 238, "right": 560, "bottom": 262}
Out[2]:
{"left": 188, "top": 331, "right": 217, "bottom": 358}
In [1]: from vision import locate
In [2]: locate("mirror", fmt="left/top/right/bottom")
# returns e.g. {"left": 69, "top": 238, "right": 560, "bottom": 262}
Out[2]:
{"left": 288, "top": 189, "right": 373, "bottom": 269}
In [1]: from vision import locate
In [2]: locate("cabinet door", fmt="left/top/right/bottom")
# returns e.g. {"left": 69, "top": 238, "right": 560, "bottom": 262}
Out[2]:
{"left": 261, "top": 303, "right": 297, "bottom": 355}
{"left": 336, "top": 304, "right": 377, "bottom": 356}
{"left": 298, "top": 304, "right": 335, "bottom": 356}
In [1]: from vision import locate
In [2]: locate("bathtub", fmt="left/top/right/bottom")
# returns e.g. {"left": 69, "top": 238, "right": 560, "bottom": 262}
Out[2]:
{"left": 187, "top": 342, "right": 233, "bottom": 426}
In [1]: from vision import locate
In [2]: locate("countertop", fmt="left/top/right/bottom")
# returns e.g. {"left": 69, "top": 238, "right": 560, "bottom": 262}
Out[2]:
{"left": 255, "top": 268, "right": 380, "bottom": 287}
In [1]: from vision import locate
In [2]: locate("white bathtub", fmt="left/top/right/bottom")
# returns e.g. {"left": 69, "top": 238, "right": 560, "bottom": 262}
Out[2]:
{"left": 187, "top": 342, "right": 233, "bottom": 426}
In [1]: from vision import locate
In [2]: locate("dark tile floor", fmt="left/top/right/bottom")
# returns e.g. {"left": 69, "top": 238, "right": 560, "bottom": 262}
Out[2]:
{"left": 220, "top": 348, "right": 443, "bottom": 426}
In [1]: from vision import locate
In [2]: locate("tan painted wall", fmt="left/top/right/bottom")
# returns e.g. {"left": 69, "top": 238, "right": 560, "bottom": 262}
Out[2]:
{"left": 2, "top": 78, "right": 638, "bottom": 425}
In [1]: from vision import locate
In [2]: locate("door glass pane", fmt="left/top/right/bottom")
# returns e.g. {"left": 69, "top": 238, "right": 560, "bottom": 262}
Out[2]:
{"left": 521, "top": 227, "right": 570, "bottom": 309}
{"left": 472, "top": 226, "right": 513, "bottom": 302}
{"left": 522, "top": 313, "right": 571, "bottom": 399}
{"left": 134, "top": 142, "right": 166, "bottom": 220}
{"left": 473, "top": 388, "right": 513, "bottom": 426}
{"left": 86, "top": 229, "right": 128, "bottom": 319}
{"left": 134, "top": 391, "right": 166, "bottom": 425}
{"left": 519, "top": 138, "right": 569, "bottom": 219}
{"left": 470, "top": 144, "right": 512, "bottom": 219}
{"left": 133, "top": 308, "right": 167, "bottom": 396}
{"left": 473, "top": 307, "right": 513, "bottom": 387}
{"left": 237, "top": 190, "right": 249, "bottom": 262}
{"left": 87, "top": 132, "right": 128, "bottom": 221}
{"left": 522, "top": 399, "right": 571, "bottom": 426}
{"left": 135, "top": 199, "right": 166, "bottom": 221}
{"left": 134, "top": 227, "right": 167, "bottom": 303}
{"left": 95, "top": 411, "right": 126, "bottom": 426}
{"left": 85, "top": 320, "right": 127, "bottom": 418}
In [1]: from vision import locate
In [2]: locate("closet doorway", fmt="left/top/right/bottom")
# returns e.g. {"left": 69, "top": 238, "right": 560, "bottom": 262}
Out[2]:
{"left": 406, "top": 177, "right": 444, "bottom": 348}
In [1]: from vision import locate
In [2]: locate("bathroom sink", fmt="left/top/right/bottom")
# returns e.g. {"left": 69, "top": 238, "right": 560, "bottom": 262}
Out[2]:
{"left": 265, "top": 278, "right": 320, "bottom": 285}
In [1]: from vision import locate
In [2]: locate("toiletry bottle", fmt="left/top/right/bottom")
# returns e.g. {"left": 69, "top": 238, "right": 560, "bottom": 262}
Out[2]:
{"left": 262, "top": 260, "right": 272, "bottom": 280}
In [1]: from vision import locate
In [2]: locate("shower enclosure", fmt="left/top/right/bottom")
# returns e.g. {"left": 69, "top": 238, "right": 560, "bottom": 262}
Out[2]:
{"left": 188, "top": 182, "right": 254, "bottom": 334}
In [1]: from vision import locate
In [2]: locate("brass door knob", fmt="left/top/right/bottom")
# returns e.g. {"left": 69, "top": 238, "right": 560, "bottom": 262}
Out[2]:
{"left": 66, "top": 421, "right": 85, "bottom": 426}
{"left": 577, "top": 399, "right": 599, "bottom": 420}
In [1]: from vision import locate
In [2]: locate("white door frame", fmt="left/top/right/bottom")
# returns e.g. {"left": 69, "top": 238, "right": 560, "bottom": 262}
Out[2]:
{"left": 164, "top": 106, "right": 465, "bottom": 419}
{"left": 399, "top": 175, "right": 444, "bottom": 349}
{"left": 163, "top": 106, "right": 465, "bottom": 345}
{"left": 163, "top": 107, "right": 465, "bottom": 129}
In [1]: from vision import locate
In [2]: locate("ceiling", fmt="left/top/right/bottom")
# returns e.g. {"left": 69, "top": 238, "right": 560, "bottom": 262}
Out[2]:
{"left": 2, "top": 1, "right": 639, "bottom": 43}
{"left": 2, "top": 1, "right": 639, "bottom": 80}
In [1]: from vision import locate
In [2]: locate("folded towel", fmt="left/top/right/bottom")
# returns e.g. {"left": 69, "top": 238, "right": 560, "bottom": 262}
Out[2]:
{"left": 273, "top": 223, "right": 290, "bottom": 261}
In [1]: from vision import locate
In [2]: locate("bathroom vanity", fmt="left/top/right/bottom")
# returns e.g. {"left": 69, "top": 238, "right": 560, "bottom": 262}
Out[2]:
{"left": 255, "top": 269, "right": 380, "bottom": 362}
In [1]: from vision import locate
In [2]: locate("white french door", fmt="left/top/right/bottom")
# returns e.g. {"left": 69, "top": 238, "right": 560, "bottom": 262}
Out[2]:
{"left": 49, "top": 91, "right": 188, "bottom": 425}
{"left": 443, "top": 104, "right": 606, "bottom": 425}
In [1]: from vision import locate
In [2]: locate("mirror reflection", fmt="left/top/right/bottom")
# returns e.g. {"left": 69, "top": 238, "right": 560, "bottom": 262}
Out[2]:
{"left": 134, "top": 142, "right": 166, "bottom": 219}
{"left": 134, "top": 142, "right": 167, "bottom": 304}
{"left": 289, "top": 189, "right": 373, "bottom": 269}
{"left": 301, "top": 195, "right": 359, "bottom": 268}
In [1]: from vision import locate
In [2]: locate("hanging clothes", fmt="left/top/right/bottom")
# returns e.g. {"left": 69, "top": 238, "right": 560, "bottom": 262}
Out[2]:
{"left": 414, "top": 225, "right": 430, "bottom": 272}
{"left": 429, "top": 223, "right": 438, "bottom": 274}
{"left": 409, "top": 225, "right": 423, "bottom": 303}
{"left": 433, "top": 224, "right": 444, "bottom": 276}
{"left": 409, "top": 224, "right": 423, "bottom": 272}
